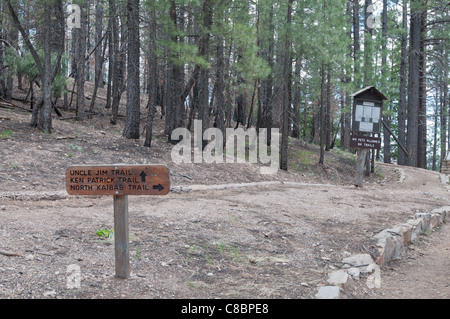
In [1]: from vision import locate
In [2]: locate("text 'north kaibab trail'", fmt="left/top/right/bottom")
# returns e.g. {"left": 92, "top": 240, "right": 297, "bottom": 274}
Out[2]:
{"left": 66, "top": 165, "right": 170, "bottom": 196}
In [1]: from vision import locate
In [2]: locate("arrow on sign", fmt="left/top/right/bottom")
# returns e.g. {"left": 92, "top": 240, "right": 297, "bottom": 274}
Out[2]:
{"left": 153, "top": 184, "right": 164, "bottom": 191}
{"left": 139, "top": 171, "right": 147, "bottom": 183}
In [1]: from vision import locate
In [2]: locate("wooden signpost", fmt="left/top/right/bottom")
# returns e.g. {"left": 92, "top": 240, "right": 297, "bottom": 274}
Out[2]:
{"left": 66, "top": 165, "right": 170, "bottom": 278}
{"left": 351, "top": 87, "right": 387, "bottom": 187}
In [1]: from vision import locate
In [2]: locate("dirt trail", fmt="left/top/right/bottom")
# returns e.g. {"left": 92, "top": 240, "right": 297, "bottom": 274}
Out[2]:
{"left": 1, "top": 106, "right": 449, "bottom": 299}
{"left": 370, "top": 222, "right": 449, "bottom": 299}
{"left": 0, "top": 163, "right": 449, "bottom": 299}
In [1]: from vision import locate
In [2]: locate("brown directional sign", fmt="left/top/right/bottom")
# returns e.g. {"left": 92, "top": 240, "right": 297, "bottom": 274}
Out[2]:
{"left": 350, "top": 135, "right": 381, "bottom": 150}
{"left": 66, "top": 165, "right": 170, "bottom": 196}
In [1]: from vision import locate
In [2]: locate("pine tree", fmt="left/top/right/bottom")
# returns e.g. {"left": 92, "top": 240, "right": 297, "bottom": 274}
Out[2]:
{"left": 123, "top": 0, "right": 141, "bottom": 139}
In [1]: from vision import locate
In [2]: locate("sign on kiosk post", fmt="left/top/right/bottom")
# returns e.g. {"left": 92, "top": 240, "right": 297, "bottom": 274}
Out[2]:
{"left": 66, "top": 165, "right": 170, "bottom": 278}
{"left": 349, "top": 135, "right": 381, "bottom": 150}
{"left": 351, "top": 86, "right": 387, "bottom": 135}
{"left": 351, "top": 86, "right": 387, "bottom": 187}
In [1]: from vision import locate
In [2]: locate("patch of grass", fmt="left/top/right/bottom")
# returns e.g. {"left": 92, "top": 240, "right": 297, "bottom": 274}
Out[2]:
{"left": 66, "top": 143, "right": 83, "bottom": 158}
{"left": 0, "top": 129, "right": 13, "bottom": 139}
{"left": 293, "top": 149, "right": 315, "bottom": 166}
{"left": 134, "top": 246, "right": 142, "bottom": 259}
{"left": 217, "top": 241, "right": 227, "bottom": 254}
{"left": 229, "top": 245, "right": 242, "bottom": 263}
{"left": 68, "top": 143, "right": 83, "bottom": 152}
{"left": 187, "top": 281, "right": 195, "bottom": 288}
{"left": 96, "top": 228, "right": 114, "bottom": 239}
{"left": 290, "top": 148, "right": 316, "bottom": 174}
{"left": 184, "top": 240, "right": 247, "bottom": 266}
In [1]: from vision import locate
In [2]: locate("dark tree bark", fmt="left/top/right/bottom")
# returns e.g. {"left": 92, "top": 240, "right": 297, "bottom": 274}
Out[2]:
{"left": 0, "top": 0, "right": 4, "bottom": 99}
{"left": 363, "top": 0, "right": 373, "bottom": 86}
{"left": 198, "top": 0, "right": 213, "bottom": 150}
{"left": 166, "top": 1, "right": 185, "bottom": 143}
{"left": 353, "top": 0, "right": 361, "bottom": 87}
{"left": 75, "top": 1, "right": 87, "bottom": 120}
{"left": 417, "top": 7, "right": 427, "bottom": 168}
{"left": 325, "top": 65, "right": 331, "bottom": 152}
{"left": 280, "top": 0, "right": 293, "bottom": 171}
{"left": 144, "top": 0, "right": 157, "bottom": 147}
{"left": 319, "top": 62, "right": 325, "bottom": 165}
{"left": 260, "top": 3, "right": 274, "bottom": 145}
{"left": 214, "top": 31, "right": 225, "bottom": 146}
{"left": 39, "top": 1, "right": 53, "bottom": 132}
{"left": 123, "top": 0, "right": 140, "bottom": 139}
{"left": 89, "top": 0, "right": 105, "bottom": 114}
{"left": 381, "top": 0, "right": 391, "bottom": 163}
{"left": 291, "top": 61, "right": 301, "bottom": 139}
{"left": 398, "top": 0, "right": 408, "bottom": 165}
{"left": 105, "top": 18, "right": 113, "bottom": 109}
{"left": 406, "top": 3, "right": 422, "bottom": 167}
{"left": 110, "top": 0, "right": 121, "bottom": 124}
{"left": 340, "top": 0, "right": 353, "bottom": 151}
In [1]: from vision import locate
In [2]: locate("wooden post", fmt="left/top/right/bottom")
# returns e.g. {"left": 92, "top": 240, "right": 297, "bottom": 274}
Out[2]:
{"left": 355, "top": 148, "right": 368, "bottom": 187}
{"left": 114, "top": 195, "right": 130, "bottom": 279}
{"left": 66, "top": 165, "right": 170, "bottom": 279}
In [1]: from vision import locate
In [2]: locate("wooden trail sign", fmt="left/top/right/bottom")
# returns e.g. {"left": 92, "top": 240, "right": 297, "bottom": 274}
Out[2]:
{"left": 66, "top": 165, "right": 170, "bottom": 196}
{"left": 65, "top": 165, "right": 170, "bottom": 279}
{"left": 351, "top": 86, "right": 387, "bottom": 187}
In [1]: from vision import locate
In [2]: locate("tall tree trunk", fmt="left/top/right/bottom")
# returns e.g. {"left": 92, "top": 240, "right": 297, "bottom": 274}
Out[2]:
{"left": 417, "top": 7, "right": 427, "bottom": 168}
{"left": 106, "top": 18, "right": 113, "bottom": 109}
{"left": 280, "top": 0, "right": 293, "bottom": 171}
{"left": 441, "top": 39, "right": 448, "bottom": 168}
{"left": 325, "top": 65, "right": 331, "bottom": 151}
{"left": 5, "top": 16, "right": 17, "bottom": 102}
{"left": 381, "top": 0, "right": 391, "bottom": 163}
{"left": 110, "top": 0, "right": 120, "bottom": 124}
{"left": 96, "top": 0, "right": 105, "bottom": 90}
{"left": 76, "top": 1, "right": 87, "bottom": 120}
{"left": 407, "top": 2, "right": 422, "bottom": 167}
{"left": 123, "top": 0, "right": 140, "bottom": 139}
{"left": 198, "top": 0, "right": 213, "bottom": 150}
{"left": 353, "top": 0, "right": 361, "bottom": 88}
{"left": 341, "top": 0, "right": 353, "bottom": 151}
{"left": 291, "top": 61, "right": 301, "bottom": 139}
{"left": 440, "top": 79, "right": 446, "bottom": 168}
{"left": 90, "top": 2, "right": 107, "bottom": 114}
{"left": 444, "top": 44, "right": 449, "bottom": 156}
{"left": 235, "top": 52, "right": 247, "bottom": 129}
{"left": 363, "top": 0, "right": 373, "bottom": 86}
{"left": 264, "top": 3, "right": 274, "bottom": 145}
{"left": 85, "top": 3, "right": 91, "bottom": 82}
{"left": 319, "top": 62, "right": 325, "bottom": 165}
{"left": 0, "top": 0, "right": 4, "bottom": 99}
{"left": 167, "top": 1, "right": 185, "bottom": 143}
{"left": 398, "top": 0, "right": 408, "bottom": 165}
{"left": 214, "top": 27, "right": 225, "bottom": 146}
{"left": 432, "top": 92, "right": 438, "bottom": 171}
{"left": 256, "top": 1, "right": 274, "bottom": 141}
{"left": 144, "top": 0, "right": 157, "bottom": 147}
{"left": 40, "top": 1, "right": 53, "bottom": 133}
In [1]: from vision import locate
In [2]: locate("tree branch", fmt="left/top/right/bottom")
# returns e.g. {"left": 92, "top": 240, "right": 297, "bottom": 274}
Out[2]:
{"left": 6, "top": 0, "right": 44, "bottom": 77}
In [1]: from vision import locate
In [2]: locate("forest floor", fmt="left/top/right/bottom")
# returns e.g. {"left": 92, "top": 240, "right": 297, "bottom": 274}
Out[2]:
{"left": 0, "top": 82, "right": 449, "bottom": 300}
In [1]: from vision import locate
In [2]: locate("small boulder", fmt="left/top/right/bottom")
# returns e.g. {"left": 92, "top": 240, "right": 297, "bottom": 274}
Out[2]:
{"left": 315, "top": 286, "right": 340, "bottom": 299}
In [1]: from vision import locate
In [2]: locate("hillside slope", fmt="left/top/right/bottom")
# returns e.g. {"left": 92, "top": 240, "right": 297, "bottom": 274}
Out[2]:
{"left": 1, "top": 84, "right": 448, "bottom": 300}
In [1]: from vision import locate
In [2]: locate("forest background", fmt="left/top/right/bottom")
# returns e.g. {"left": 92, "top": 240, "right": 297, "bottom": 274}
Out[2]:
{"left": 0, "top": 0, "right": 448, "bottom": 172}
